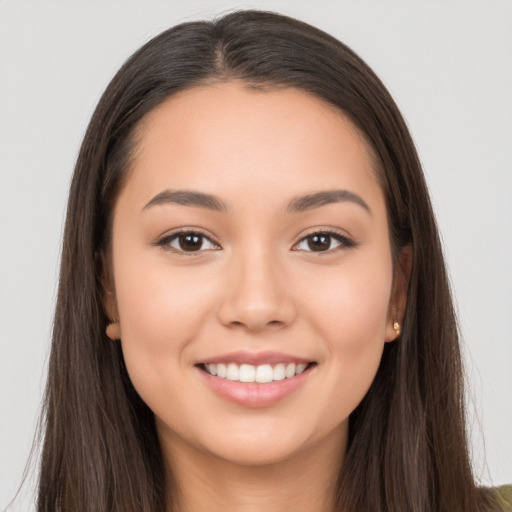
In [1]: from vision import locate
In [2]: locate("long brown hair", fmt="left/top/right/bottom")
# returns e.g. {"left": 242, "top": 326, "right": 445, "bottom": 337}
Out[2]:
{"left": 37, "top": 10, "right": 496, "bottom": 511}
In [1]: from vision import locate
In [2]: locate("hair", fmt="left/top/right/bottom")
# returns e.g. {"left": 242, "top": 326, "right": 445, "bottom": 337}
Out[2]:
{"left": 36, "top": 9, "right": 496, "bottom": 512}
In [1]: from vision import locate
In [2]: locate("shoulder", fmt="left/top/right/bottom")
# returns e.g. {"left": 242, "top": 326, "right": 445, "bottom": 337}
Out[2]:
{"left": 494, "top": 484, "right": 512, "bottom": 511}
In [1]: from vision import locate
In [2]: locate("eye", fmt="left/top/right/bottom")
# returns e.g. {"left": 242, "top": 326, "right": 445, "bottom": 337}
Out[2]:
{"left": 158, "top": 231, "right": 220, "bottom": 253}
{"left": 294, "top": 231, "right": 355, "bottom": 253}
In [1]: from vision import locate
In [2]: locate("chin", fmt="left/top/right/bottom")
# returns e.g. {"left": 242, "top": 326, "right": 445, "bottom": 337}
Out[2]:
{"left": 203, "top": 436, "right": 309, "bottom": 467}
{"left": 193, "top": 415, "right": 347, "bottom": 469}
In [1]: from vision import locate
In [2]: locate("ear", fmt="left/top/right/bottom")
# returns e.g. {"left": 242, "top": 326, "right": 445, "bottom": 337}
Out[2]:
{"left": 385, "top": 245, "right": 412, "bottom": 342}
{"left": 98, "top": 251, "right": 121, "bottom": 341}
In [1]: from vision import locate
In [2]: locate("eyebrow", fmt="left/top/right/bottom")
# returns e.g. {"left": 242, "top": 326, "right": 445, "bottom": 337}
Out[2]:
{"left": 142, "top": 190, "right": 228, "bottom": 213}
{"left": 142, "top": 188, "right": 371, "bottom": 215}
{"left": 286, "top": 190, "right": 371, "bottom": 215}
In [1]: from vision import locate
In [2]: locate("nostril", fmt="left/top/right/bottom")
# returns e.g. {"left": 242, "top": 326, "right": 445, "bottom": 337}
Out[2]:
{"left": 226, "top": 318, "right": 286, "bottom": 331}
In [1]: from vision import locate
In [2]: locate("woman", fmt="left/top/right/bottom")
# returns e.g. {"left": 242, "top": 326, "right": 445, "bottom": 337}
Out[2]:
{"left": 34, "top": 9, "right": 510, "bottom": 512}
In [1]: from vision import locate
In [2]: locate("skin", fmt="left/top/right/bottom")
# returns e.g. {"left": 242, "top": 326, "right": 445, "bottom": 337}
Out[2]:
{"left": 106, "top": 82, "right": 407, "bottom": 512}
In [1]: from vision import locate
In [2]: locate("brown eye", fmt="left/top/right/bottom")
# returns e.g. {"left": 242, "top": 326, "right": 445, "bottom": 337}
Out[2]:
{"left": 294, "top": 231, "right": 355, "bottom": 253}
{"left": 178, "top": 233, "right": 203, "bottom": 251}
{"left": 307, "top": 233, "right": 331, "bottom": 251}
{"left": 161, "top": 231, "right": 219, "bottom": 253}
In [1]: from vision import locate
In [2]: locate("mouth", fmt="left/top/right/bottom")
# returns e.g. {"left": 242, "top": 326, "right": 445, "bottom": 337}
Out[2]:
{"left": 195, "top": 353, "right": 317, "bottom": 407}
{"left": 197, "top": 361, "right": 317, "bottom": 383}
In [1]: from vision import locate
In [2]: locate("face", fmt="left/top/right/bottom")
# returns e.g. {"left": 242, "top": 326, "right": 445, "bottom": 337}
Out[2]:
{"left": 107, "top": 82, "right": 402, "bottom": 468}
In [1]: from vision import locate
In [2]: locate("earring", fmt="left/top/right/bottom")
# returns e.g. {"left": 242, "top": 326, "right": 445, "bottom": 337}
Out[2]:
{"left": 393, "top": 320, "right": 401, "bottom": 337}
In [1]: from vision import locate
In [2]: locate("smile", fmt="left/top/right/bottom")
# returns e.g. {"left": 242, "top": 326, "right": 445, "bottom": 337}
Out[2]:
{"left": 196, "top": 354, "right": 317, "bottom": 407}
{"left": 201, "top": 362, "right": 311, "bottom": 383}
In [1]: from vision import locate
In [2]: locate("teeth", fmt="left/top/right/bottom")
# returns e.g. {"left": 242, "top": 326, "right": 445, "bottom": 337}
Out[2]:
{"left": 255, "top": 364, "right": 273, "bottom": 383}
{"left": 226, "top": 363, "right": 239, "bottom": 381}
{"left": 203, "top": 362, "right": 311, "bottom": 382}
{"left": 285, "top": 363, "right": 296, "bottom": 378}
{"left": 296, "top": 363, "right": 308, "bottom": 375}
{"left": 239, "top": 364, "right": 255, "bottom": 382}
{"left": 217, "top": 363, "right": 227, "bottom": 378}
{"left": 273, "top": 363, "right": 286, "bottom": 381}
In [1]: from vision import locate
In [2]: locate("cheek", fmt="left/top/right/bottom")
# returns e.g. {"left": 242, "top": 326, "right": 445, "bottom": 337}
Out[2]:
{"left": 111, "top": 248, "right": 220, "bottom": 406}
{"left": 115, "top": 251, "right": 218, "bottom": 346}
{"left": 297, "top": 253, "right": 392, "bottom": 403}
{"left": 300, "top": 254, "right": 392, "bottom": 343}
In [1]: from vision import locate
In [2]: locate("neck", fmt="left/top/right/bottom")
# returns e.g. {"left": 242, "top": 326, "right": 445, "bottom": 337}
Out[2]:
{"left": 162, "top": 427, "right": 346, "bottom": 512}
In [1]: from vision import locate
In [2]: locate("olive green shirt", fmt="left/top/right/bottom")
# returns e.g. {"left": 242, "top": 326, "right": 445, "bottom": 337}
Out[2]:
{"left": 496, "top": 485, "right": 512, "bottom": 511}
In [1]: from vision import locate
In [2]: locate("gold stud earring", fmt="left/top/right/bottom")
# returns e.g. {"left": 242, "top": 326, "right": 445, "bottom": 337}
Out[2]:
{"left": 393, "top": 320, "right": 401, "bottom": 337}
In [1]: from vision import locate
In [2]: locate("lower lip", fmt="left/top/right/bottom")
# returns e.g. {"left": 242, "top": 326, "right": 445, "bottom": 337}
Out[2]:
{"left": 197, "top": 365, "right": 315, "bottom": 408}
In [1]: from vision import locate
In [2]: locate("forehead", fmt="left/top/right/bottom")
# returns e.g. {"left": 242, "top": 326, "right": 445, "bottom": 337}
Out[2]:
{"left": 122, "top": 81, "right": 383, "bottom": 213}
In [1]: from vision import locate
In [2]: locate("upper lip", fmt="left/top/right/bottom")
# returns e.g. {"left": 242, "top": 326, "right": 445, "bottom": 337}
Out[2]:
{"left": 195, "top": 351, "right": 314, "bottom": 366}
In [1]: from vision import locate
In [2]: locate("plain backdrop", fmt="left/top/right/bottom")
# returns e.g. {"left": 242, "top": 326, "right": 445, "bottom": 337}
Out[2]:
{"left": 1, "top": 0, "right": 511, "bottom": 508}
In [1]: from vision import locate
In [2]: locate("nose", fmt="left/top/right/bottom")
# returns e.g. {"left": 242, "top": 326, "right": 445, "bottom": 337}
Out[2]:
{"left": 217, "top": 247, "right": 297, "bottom": 332}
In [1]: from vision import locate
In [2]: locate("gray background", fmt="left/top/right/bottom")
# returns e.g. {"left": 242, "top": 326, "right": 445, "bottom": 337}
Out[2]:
{"left": 1, "top": 0, "right": 511, "bottom": 508}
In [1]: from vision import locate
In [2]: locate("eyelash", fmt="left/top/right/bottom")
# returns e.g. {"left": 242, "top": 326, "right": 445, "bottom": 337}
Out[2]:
{"left": 155, "top": 228, "right": 357, "bottom": 255}
{"left": 293, "top": 229, "right": 357, "bottom": 253}
{"left": 155, "top": 229, "right": 220, "bottom": 255}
